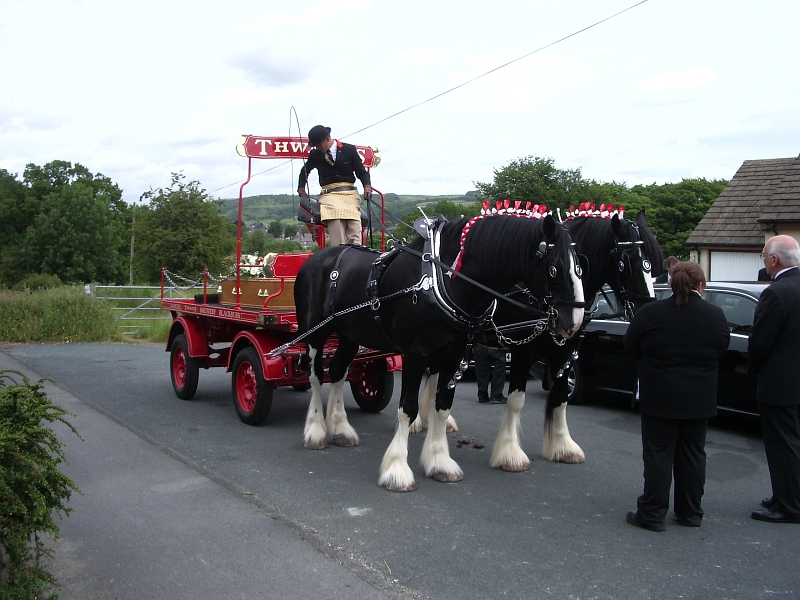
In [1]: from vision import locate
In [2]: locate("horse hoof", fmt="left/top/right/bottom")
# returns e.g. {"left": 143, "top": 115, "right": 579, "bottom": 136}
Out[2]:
{"left": 432, "top": 472, "right": 464, "bottom": 483}
{"left": 304, "top": 440, "right": 328, "bottom": 450}
{"left": 556, "top": 453, "right": 585, "bottom": 464}
{"left": 385, "top": 482, "right": 418, "bottom": 493}
{"left": 500, "top": 463, "right": 529, "bottom": 473}
{"left": 331, "top": 435, "right": 359, "bottom": 447}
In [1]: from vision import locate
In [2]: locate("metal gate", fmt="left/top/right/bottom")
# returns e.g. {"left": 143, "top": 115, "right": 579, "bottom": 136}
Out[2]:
{"left": 89, "top": 285, "right": 199, "bottom": 335}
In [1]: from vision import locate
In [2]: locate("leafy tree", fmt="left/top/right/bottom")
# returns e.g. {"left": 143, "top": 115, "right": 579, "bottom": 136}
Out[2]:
{"left": 0, "top": 170, "right": 35, "bottom": 286}
{"left": 267, "top": 220, "right": 284, "bottom": 238}
{"left": 262, "top": 238, "right": 302, "bottom": 254}
{"left": 15, "top": 161, "right": 130, "bottom": 284}
{"left": 472, "top": 156, "right": 660, "bottom": 219}
{"left": 23, "top": 182, "right": 126, "bottom": 283}
{"left": 630, "top": 178, "right": 727, "bottom": 259}
{"left": 242, "top": 229, "right": 267, "bottom": 255}
{"left": 133, "top": 173, "right": 235, "bottom": 283}
{"left": 10, "top": 273, "right": 63, "bottom": 292}
{"left": 283, "top": 223, "right": 299, "bottom": 239}
{"left": 472, "top": 155, "right": 725, "bottom": 259}
{"left": 474, "top": 156, "right": 595, "bottom": 209}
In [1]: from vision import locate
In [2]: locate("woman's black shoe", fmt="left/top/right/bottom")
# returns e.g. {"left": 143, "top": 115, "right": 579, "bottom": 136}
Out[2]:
{"left": 626, "top": 511, "right": 666, "bottom": 532}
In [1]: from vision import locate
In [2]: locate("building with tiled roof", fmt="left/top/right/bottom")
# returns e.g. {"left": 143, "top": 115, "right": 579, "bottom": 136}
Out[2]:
{"left": 686, "top": 154, "right": 800, "bottom": 280}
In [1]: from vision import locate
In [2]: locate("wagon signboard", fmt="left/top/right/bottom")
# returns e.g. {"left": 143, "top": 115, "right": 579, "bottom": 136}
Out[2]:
{"left": 236, "top": 135, "right": 380, "bottom": 168}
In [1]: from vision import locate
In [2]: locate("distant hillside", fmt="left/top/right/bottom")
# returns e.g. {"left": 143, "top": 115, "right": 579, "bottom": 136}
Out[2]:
{"left": 220, "top": 192, "right": 480, "bottom": 228}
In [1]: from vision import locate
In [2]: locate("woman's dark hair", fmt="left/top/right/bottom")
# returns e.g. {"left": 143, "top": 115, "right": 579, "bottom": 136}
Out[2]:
{"left": 670, "top": 261, "right": 706, "bottom": 307}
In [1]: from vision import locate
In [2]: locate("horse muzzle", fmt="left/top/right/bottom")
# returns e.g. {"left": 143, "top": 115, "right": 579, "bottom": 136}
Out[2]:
{"left": 549, "top": 303, "right": 584, "bottom": 340}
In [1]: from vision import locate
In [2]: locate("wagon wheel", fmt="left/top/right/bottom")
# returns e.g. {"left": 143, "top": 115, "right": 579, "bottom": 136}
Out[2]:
{"left": 231, "top": 347, "right": 273, "bottom": 425}
{"left": 350, "top": 359, "right": 394, "bottom": 413}
{"left": 170, "top": 334, "right": 199, "bottom": 400}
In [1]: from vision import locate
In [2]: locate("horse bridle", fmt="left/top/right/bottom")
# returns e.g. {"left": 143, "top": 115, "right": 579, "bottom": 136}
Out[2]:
{"left": 609, "top": 222, "right": 656, "bottom": 319}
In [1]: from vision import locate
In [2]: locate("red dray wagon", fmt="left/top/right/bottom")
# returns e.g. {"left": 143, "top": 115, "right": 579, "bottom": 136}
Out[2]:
{"left": 160, "top": 134, "right": 402, "bottom": 425}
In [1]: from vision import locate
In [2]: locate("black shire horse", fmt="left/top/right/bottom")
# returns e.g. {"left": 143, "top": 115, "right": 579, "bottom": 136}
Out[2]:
{"left": 415, "top": 209, "right": 662, "bottom": 470}
{"left": 294, "top": 213, "right": 584, "bottom": 491}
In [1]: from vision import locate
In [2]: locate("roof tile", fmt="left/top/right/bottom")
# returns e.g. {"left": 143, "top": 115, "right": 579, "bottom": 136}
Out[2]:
{"left": 686, "top": 155, "right": 800, "bottom": 246}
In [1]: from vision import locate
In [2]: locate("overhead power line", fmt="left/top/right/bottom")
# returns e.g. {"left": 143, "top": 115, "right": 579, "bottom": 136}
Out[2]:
{"left": 211, "top": 0, "right": 650, "bottom": 194}
{"left": 342, "top": 0, "right": 650, "bottom": 140}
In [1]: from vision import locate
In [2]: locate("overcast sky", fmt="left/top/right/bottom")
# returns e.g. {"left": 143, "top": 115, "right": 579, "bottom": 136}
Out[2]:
{"left": 2, "top": 0, "right": 798, "bottom": 204}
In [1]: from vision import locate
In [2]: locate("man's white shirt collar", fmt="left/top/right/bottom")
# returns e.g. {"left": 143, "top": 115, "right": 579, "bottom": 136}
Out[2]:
{"left": 775, "top": 266, "right": 799, "bottom": 279}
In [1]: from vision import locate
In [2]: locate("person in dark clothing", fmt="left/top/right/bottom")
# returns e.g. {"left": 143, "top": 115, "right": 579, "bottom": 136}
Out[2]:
{"left": 748, "top": 235, "right": 800, "bottom": 524}
{"left": 654, "top": 256, "right": 679, "bottom": 283}
{"left": 757, "top": 267, "right": 771, "bottom": 282}
{"left": 297, "top": 125, "right": 371, "bottom": 246}
{"left": 473, "top": 344, "right": 506, "bottom": 404}
{"left": 623, "top": 261, "right": 730, "bottom": 531}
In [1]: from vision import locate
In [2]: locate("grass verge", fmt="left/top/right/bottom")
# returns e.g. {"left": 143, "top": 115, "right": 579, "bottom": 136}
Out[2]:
{"left": 0, "top": 287, "right": 122, "bottom": 343}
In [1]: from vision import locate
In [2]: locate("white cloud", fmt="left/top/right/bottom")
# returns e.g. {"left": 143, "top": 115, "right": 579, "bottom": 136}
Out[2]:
{"left": 690, "top": 164, "right": 735, "bottom": 181}
{"left": 396, "top": 46, "right": 447, "bottom": 64}
{"left": 227, "top": 54, "right": 313, "bottom": 87}
{"left": 241, "top": 0, "right": 372, "bottom": 30}
{"left": 1, "top": 0, "right": 799, "bottom": 202}
{"left": 204, "top": 88, "right": 297, "bottom": 107}
{"left": 632, "top": 67, "right": 716, "bottom": 93}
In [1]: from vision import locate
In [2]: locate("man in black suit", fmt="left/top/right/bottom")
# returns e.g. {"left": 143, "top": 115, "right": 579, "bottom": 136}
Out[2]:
{"left": 624, "top": 262, "right": 730, "bottom": 531}
{"left": 748, "top": 235, "right": 800, "bottom": 524}
{"left": 654, "top": 256, "right": 678, "bottom": 283}
{"left": 298, "top": 125, "right": 372, "bottom": 246}
{"left": 473, "top": 343, "right": 507, "bottom": 404}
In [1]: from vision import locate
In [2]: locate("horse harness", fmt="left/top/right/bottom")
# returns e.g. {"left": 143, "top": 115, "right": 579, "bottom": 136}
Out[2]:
{"left": 365, "top": 216, "right": 577, "bottom": 341}
{"left": 606, "top": 222, "right": 656, "bottom": 320}
{"left": 268, "top": 216, "right": 581, "bottom": 357}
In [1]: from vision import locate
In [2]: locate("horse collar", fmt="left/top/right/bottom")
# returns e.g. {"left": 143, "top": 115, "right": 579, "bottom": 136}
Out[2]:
{"left": 419, "top": 222, "right": 496, "bottom": 331}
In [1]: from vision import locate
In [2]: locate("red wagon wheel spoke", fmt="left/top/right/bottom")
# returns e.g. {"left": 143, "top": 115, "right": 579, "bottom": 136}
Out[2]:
{"left": 170, "top": 333, "right": 199, "bottom": 400}
{"left": 172, "top": 346, "right": 187, "bottom": 388}
{"left": 236, "top": 362, "right": 258, "bottom": 413}
{"left": 350, "top": 360, "right": 393, "bottom": 413}
{"left": 231, "top": 347, "right": 273, "bottom": 425}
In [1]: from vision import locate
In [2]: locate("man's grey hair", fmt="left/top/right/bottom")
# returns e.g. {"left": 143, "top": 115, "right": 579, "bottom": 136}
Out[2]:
{"left": 769, "top": 237, "right": 800, "bottom": 267}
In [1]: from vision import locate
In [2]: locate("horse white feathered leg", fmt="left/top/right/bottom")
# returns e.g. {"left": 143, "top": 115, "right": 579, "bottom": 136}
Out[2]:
{"left": 409, "top": 372, "right": 458, "bottom": 434}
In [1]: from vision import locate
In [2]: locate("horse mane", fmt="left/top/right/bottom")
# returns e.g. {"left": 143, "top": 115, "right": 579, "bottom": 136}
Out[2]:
{"left": 468, "top": 215, "right": 569, "bottom": 270}
{"left": 565, "top": 217, "right": 615, "bottom": 255}
{"left": 406, "top": 215, "right": 570, "bottom": 281}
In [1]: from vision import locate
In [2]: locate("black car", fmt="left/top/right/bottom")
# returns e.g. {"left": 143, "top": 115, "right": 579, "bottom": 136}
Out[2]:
{"left": 535, "top": 282, "right": 768, "bottom": 416}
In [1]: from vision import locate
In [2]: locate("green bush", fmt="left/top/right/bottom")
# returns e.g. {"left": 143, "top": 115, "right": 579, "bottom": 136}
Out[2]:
{"left": 0, "top": 371, "right": 81, "bottom": 599}
{"left": 10, "top": 275, "right": 63, "bottom": 293}
{"left": 126, "top": 318, "right": 171, "bottom": 343}
{"left": 0, "top": 287, "right": 120, "bottom": 343}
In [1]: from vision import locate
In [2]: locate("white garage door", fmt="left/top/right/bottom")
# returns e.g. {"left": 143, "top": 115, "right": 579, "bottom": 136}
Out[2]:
{"left": 710, "top": 251, "right": 763, "bottom": 281}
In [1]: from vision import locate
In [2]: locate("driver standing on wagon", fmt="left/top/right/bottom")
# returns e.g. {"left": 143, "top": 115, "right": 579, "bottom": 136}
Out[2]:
{"left": 297, "top": 125, "right": 372, "bottom": 246}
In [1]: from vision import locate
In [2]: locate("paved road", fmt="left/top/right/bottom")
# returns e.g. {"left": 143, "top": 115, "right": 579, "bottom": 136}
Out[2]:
{"left": 3, "top": 343, "right": 799, "bottom": 599}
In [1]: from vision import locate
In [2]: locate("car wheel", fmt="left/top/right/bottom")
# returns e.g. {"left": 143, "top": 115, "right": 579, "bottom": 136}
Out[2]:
{"left": 548, "top": 361, "right": 584, "bottom": 405}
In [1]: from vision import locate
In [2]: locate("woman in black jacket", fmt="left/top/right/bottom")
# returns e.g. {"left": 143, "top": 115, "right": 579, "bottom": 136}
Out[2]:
{"left": 623, "top": 262, "right": 730, "bottom": 531}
